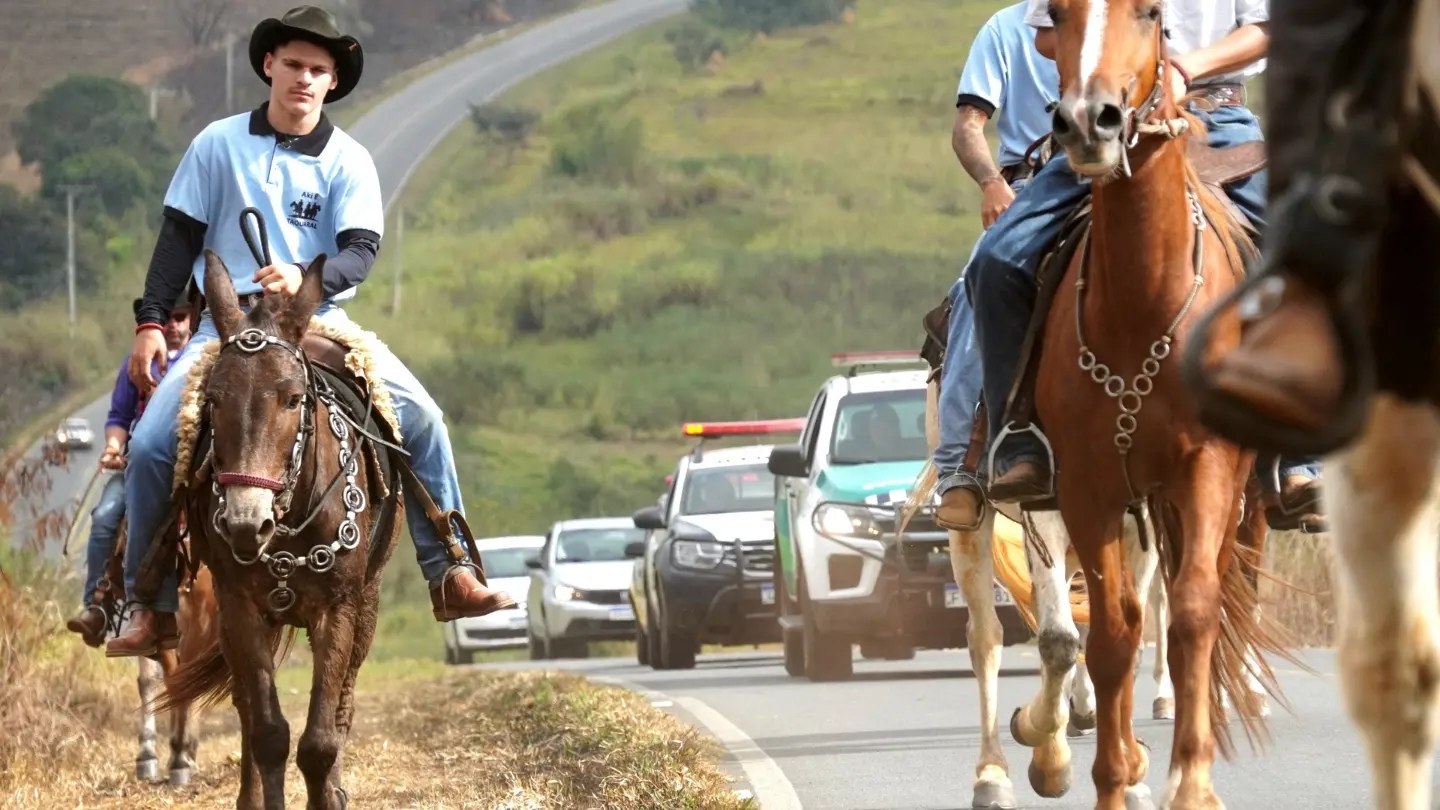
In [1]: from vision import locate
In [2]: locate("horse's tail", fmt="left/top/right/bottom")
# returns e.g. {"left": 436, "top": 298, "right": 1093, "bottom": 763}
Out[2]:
{"left": 1147, "top": 489, "right": 1303, "bottom": 759}
{"left": 155, "top": 624, "right": 299, "bottom": 713}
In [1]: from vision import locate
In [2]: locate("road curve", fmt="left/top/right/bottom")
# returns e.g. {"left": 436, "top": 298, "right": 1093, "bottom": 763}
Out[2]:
{"left": 18, "top": 0, "right": 688, "bottom": 552}
{"left": 490, "top": 647, "right": 1419, "bottom": 809}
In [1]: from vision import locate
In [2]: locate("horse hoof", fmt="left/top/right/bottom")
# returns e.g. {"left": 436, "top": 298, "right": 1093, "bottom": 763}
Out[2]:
{"left": 1125, "top": 783, "right": 1156, "bottom": 810}
{"left": 1028, "top": 757, "right": 1071, "bottom": 798}
{"left": 1153, "top": 697, "right": 1175, "bottom": 720}
{"left": 1009, "top": 707, "right": 1037, "bottom": 747}
{"left": 1068, "top": 697, "right": 1097, "bottom": 734}
{"left": 972, "top": 778, "right": 1017, "bottom": 809}
{"left": 136, "top": 758, "right": 159, "bottom": 781}
{"left": 168, "top": 767, "right": 192, "bottom": 788}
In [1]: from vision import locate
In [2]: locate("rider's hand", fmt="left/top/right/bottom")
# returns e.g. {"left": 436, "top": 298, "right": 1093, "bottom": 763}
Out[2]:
{"left": 99, "top": 445, "right": 125, "bottom": 471}
{"left": 129, "top": 327, "right": 167, "bottom": 396}
{"left": 254, "top": 263, "right": 303, "bottom": 297}
{"left": 980, "top": 177, "right": 1017, "bottom": 229}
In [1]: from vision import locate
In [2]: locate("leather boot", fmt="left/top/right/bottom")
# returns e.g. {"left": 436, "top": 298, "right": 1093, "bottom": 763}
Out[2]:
{"left": 66, "top": 605, "right": 108, "bottom": 648}
{"left": 431, "top": 566, "right": 517, "bottom": 621}
{"left": 987, "top": 460, "right": 1052, "bottom": 504}
{"left": 1266, "top": 475, "right": 1327, "bottom": 532}
{"left": 1207, "top": 279, "right": 1344, "bottom": 433}
{"left": 936, "top": 486, "right": 983, "bottom": 531}
{"left": 105, "top": 609, "right": 179, "bottom": 658}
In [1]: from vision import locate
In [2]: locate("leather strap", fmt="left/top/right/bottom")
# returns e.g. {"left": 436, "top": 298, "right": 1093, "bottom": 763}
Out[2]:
{"left": 393, "top": 461, "right": 489, "bottom": 585}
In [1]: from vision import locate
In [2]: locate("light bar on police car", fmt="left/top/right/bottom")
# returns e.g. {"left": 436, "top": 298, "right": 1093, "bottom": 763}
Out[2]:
{"left": 830, "top": 350, "right": 921, "bottom": 368}
{"left": 681, "top": 419, "right": 806, "bottom": 438}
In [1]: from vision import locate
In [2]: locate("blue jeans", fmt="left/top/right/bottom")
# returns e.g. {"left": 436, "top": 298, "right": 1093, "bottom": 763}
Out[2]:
{"left": 966, "top": 102, "right": 1319, "bottom": 486}
{"left": 124, "top": 304, "right": 466, "bottom": 612}
{"left": 82, "top": 472, "right": 126, "bottom": 606}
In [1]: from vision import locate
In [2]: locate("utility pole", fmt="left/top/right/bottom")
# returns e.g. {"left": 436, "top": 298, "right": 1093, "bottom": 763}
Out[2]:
{"left": 57, "top": 185, "right": 90, "bottom": 337}
{"left": 224, "top": 34, "right": 235, "bottom": 113}
{"left": 391, "top": 206, "right": 403, "bottom": 315}
{"left": 148, "top": 85, "right": 176, "bottom": 120}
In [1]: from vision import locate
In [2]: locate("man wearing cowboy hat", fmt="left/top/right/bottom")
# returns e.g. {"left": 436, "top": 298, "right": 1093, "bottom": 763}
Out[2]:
{"left": 67, "top": 292, "right": 194, "bottom": 647}
{"left": 109, "top": 6, "right": 515, "bottom": 657}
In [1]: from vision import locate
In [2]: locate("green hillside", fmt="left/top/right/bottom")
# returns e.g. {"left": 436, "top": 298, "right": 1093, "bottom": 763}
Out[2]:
{"left": 343, "top": 0, "right": 1005, "bottom": 537}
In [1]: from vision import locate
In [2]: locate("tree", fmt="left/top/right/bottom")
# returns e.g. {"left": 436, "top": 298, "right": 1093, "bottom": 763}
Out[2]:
{"left": 0, "top": 185, "right": 70, "bottom": 309}
{"left": 42, "top": 149, "right": 155, "bottom": 220}
{"left": 470, "top": 103, "right": 540, "bottom": 145}
{"left": 174, "top": 0, "right": 234, "bottom": 46}
{"left": 13, "top": 76, "right": 169, "bottom": 178}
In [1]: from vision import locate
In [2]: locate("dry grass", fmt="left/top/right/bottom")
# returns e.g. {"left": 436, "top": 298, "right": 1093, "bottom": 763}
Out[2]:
{"left": 1261, "top": 529, "right": 1339, "bottom": 647}
{"left": 1, "top": 563, "right": 748, "bottom": 810}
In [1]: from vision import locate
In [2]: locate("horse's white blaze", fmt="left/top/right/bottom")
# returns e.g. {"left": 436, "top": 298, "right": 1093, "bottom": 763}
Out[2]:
{"left": 1079, "top": 0, "right": 1110, "bottom": 89}
{"left": 1330, "top": 394, "right": 1440, "bottom": 810}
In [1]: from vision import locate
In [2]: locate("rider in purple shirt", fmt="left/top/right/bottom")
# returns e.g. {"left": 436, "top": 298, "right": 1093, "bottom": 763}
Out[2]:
{"left": 66, "top": 293, "right": 194, "bottom": 647}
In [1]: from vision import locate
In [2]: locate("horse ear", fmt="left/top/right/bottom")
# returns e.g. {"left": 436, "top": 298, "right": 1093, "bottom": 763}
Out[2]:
{"left": 203, "top": 250, "right": 242, "bottom": 340}
{"left": 277, "top": 255, "right": 326, "bottom": 343}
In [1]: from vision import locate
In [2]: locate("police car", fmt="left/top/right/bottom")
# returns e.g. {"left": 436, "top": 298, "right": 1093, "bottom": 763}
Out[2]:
{"left": 768, "top": 352, "right": 1031, "bottom": 681}
{"left": 629, "top": 419, "right": 803, "bottom": 670}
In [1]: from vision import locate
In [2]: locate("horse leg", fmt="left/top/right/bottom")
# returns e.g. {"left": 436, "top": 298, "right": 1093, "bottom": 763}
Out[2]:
{"left": 1128, "top": 523, "right": 1174, "bottom": 721}
{"left": 949, "top": 514, "right": 1015, "bottom": 809}
{"left": 1159, "top": 460, "right": 1245, "bottom": 810}
{"left": 1008, "top": 511, "right": 1081, "bottom": 798}
{"left": 1329, "top": 396, "right": 1440, "bottom": 810}
{"left": 1066, "top": 508, "right": 1147, "bottom": 810}
{"left": 136, "top": 657, "right": 164, "bottom": 781}
{"left": 1150, "top": 574, "right": 1175, "bottom": 720}
{"left": 221, "top": 606, "right": 289, "bottom": 809}
{"left": 297, "top": 607, "right": 357, "bottom": 810}
{"left": 171, "top": 566, "right": 215, "bottom": 788}
{"left": 1068, "top": 624, "right": 1098, "bottom": 737}
{"left": 151, "top": 647, "right": 194, "bottom": 788}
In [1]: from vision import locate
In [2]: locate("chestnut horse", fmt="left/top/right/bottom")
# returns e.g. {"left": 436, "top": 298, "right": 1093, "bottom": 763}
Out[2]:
{"left": 1030, "top": 2, "right": 1287, "bottom": 807}
{"left": 92, "top": 519, "right": 216, "bottom": 786}
{"left": 1185, "top": 0, "right": 1440, "bottom": 806}
{"left": 159, "top": 252, "right": 403, "bottom": 810}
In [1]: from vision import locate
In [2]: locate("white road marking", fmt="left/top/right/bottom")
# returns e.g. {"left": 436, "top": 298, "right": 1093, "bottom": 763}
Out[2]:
{"left": 589, "top": 674, "right": 803, "bottom": 810}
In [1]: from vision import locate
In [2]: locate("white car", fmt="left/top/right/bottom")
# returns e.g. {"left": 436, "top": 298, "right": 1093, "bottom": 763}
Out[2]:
{"left": 526, "top": 517, "right": 646, "bottom": 659}
{"left": 442, "top": 535, "right": 543, "bottom": 664}
{"left": 55, "top": 417, "right": 94, "bottom": 449}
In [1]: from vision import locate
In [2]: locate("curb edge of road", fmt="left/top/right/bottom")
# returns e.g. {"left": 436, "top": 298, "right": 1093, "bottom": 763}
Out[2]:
{"left": 587, "top": 673, "right": 803, "bottom": 810}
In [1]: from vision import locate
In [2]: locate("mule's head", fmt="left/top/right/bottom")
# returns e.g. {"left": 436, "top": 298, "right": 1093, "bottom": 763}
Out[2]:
{"left": 202, "top": 250, "right": 326, "bottom": 561}
{"left": 1044, "top": 0, "right": 1169, "bottom": 177}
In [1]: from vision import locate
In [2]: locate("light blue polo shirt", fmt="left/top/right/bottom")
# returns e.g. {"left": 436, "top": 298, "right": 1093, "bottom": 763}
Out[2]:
{"left": 163, "top": 106, "right": 384, "bottom": 303}
{"left": 956, "top": 1, "right": 1060, "bottom": 168}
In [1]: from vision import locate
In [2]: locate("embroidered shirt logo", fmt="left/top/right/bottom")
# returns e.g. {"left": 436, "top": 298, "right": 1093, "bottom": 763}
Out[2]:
{"left": 287, "top": 192, "right": 323, "bottom": 228}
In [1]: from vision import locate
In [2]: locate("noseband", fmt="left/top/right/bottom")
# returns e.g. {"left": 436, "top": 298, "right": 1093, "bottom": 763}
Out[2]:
{"left": 209, "top": 325, "right": 369, "bottom": 612}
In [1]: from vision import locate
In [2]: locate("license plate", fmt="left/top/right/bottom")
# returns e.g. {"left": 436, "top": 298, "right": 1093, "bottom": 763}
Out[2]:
{"left": 944, "top": 582, "right": 964, "bottom": 608}
{"left": 944, "top": 582, "right": 1016, "bottom": 607}
{"left": 759, "top": 583, "right": 776, "bottom": 605}
{"left": 609, "top": 605, "right": 635, "bottom": 621}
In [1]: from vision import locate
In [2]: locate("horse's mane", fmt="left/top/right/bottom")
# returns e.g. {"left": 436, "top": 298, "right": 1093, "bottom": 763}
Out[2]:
{"left": 1175, "top": 105, "right": 1258, "bottom": 280}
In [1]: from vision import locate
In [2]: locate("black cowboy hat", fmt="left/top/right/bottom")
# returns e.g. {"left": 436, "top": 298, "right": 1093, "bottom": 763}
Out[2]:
{"left": 249, "top": 6, "right": 364, "bottom": 103}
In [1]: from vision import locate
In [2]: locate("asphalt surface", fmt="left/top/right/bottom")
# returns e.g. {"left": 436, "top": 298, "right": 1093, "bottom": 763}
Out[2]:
{"left": 489, "top": 646, "right": 1425, "bottom": 810}
{"left": 12, "top": 0, "right": 688, "bottom": 554}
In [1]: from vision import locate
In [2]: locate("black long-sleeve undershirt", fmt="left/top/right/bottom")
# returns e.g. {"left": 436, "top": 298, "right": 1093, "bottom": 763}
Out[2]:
{"left": 134, "top": 207, "right": 381, "bottom": 326}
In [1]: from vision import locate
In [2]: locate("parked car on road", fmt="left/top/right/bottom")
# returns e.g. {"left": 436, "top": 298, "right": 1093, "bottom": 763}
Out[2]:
{"left": 769, "top": 352, "right": 1031, "bottom": 682}
{"left": 55, "top": 417, "right": 94, "bottom": 449}
{"left": 442, "top": 535, "right": 543, "bottom": 664}
{"left": 629, "top": 419, "right": 804, "bottom": 670}
{"left": 526, "top": 517, "right": 645, "bottom": 659}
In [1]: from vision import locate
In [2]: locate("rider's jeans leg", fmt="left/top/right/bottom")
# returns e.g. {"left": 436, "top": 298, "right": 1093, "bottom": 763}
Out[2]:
{"left": 82, "top": 473, "right": 126, "bottom": 606}
{"left": 316, "top": 309, "right": 460, "bottom": 587}
{"left": 967, "top": 152, "right": 1091, "bottom": 476}
{"left": 123, "top": 318, "right": 219, "bottom": 613}
{"left": 1191, "top": 103, "right": 1267, "bottom": 230}
{"left": 935, "top": 275, "right": 985, "bottom": 496}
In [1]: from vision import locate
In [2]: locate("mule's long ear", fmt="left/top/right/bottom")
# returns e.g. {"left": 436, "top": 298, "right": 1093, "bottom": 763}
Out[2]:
{"left": 277, "top": 254, "right": 326, "bottom": 343}
{"left": 204, "top": 250, "right": 243, "bottom": 340}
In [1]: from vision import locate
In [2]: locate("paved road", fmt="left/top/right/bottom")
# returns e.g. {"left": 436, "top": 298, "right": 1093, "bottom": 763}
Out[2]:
{"left": 11, "top": 0, "right": 688, "bottom": 554}
{"left": 489, "top": 646, "right": 1423, "bottom": 809}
